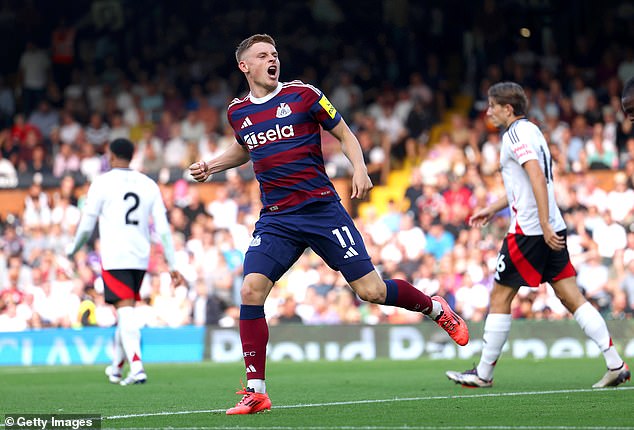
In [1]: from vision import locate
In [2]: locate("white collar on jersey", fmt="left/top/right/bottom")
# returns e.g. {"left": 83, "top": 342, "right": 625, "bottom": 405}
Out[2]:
{"left": 249, "top": 82, "right": 283, "bottom": 104}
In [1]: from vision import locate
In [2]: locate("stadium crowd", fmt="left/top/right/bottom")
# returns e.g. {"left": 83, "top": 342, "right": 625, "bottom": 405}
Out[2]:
{"left": 1, "top": 0, "right": 634, "bottom": 331}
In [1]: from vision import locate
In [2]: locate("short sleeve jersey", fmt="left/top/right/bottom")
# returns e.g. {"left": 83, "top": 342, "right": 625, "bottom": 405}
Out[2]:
{"left": 499, "top": 119, "right": 566, "bottom": 235}
{"left": 227, "top": 81, "right": 342, "bottom": 215}
{"left": 82, "top": 168, "right": 167, "bottom": 270}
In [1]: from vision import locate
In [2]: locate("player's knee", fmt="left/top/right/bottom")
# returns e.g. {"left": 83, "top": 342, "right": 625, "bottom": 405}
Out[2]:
{"left": 489, "top": 290, "right": 515, "bottom": 313}
{"left": 240, "top": 280, "right": 267, "bottom": 304}
{"left": 115, "top": 299, "right": 135, "bottom": 308}
{"left": 552, "top": 278, "right": 585, "bottom": 311}
{"left": 356, "top": 284, "right": 385, "bottom": 304}
{"left": 240, "top": 285, "right": 261, "bottom": 303}
{"left": 348, "top": 269, "right": 385, "bottom": 303}
{"left": 556, "top": 290, "right": 586, "bottom": 312}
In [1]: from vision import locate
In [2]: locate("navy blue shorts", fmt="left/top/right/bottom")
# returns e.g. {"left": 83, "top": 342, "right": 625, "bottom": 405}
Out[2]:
{"left": 244, "top": 201, "right": 374, "bottom": 283}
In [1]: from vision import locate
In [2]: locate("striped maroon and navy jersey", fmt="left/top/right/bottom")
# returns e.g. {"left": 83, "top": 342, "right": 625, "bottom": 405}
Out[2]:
{"left": 228, "top": 80, "right": 342, "bottom": 215}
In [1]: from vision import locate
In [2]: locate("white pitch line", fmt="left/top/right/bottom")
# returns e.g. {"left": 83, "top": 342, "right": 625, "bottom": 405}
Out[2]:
{"left": 103, "top": 386, "right": 634, "bottom": 420}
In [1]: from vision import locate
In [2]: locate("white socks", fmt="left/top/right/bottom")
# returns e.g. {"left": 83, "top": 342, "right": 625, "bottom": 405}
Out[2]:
{"left": 117, "top": 306, "right": 144, "bottom": 374}
{"left": 477, "top": 313, "right": 512, "bottom": 381}
{"left": 474, "top": 303, "right": 624, "bottom": 381}
{"left": 247, "top": 379, "right": 266, "bottom": 394}
{"left": 574, "top": 302, "right": 623, "bottom": 370}
{"left": 111, "top": 325, "right": 125, "bottom": 372}
{"left": 428, "top": 300, "right": 443, "bottom": 320}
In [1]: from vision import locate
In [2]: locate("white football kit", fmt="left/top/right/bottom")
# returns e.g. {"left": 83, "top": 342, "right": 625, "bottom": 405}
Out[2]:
{"left": 71, "top": 168, "right": 174, "bottom": 271}
{"left": 499, "top": 119, "right": 566, "bottom": 235}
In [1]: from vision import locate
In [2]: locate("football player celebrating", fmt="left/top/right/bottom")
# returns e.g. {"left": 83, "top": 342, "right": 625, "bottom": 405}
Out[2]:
{"left": 189, "top": 34, "right": 469, "bottom": 415}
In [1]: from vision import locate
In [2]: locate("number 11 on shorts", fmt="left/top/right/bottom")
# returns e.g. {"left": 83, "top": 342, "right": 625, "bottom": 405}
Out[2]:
{"left": 332, "top": 226, "right": 356, "bottom": 247}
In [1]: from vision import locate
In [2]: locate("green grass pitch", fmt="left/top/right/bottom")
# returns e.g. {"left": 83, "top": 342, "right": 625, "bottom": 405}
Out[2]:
{"left": 1, "top": 358, "right": 633, "bottom": 429}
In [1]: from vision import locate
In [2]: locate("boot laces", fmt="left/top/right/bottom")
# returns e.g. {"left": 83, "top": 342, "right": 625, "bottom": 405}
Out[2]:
{"left": 439, "top": 312, "right": 457, "bottom": 332}
{"left": 235, "top": 379, "right": 256, "bottom": 404}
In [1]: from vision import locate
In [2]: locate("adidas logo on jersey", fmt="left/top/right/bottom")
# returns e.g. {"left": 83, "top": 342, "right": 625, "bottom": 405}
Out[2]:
{"left": 276, "top": 102, "right": 292, "bottom": 118}
{"left": 343, "top": 247, "right": 359, "bottom": 259}
{"left": 244, "top": 124, "right": 295, "bottom": 150}
{"left": 246, "top": 365, "right": 257, "bottom": 373}
{"left": 241, "top": 117, "right": 253, "bottom": 129}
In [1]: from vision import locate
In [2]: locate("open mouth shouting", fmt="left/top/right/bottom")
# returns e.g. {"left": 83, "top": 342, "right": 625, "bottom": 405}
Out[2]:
{"left": 267, "top": 65, "right": 278, "bottom": 79}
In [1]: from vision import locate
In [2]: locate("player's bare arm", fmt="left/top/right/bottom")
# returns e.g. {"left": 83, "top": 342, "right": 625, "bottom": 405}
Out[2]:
{"left": 151, "top": 197, "right": 186, "bottom": 287}
{"left": 523, "top": 159, "right": 565, "bottom": 251}
{"left": 469, "top": 196, "right": 508, "bottom": 228}
{"left": 328, "top": 119, "right": 373, "bottom": 199}
{"left": 67, "top": 176, "right": 107, "bottom": 259}
{"left": 189, "top": 141, "right": 251, "bottom": 182}
{"left": 66, "top": 204, "right": 98, "bottom": 257}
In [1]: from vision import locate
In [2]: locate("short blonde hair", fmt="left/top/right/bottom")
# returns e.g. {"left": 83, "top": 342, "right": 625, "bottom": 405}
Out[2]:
{"left": 235, "top": 34, "right": 276, "bottom": 63}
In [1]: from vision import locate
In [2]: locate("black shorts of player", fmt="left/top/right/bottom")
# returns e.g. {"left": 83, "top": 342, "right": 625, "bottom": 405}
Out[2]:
{"left": 101, "top": 268, "right": 146, "bottom": 305}
{"left": 495, "top": 230, "right": 577, "bottom": 288}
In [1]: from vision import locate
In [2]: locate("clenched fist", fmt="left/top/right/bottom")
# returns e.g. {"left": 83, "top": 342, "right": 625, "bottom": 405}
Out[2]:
{"left": 189, "top": 160, "right": 212, "bottom": 182}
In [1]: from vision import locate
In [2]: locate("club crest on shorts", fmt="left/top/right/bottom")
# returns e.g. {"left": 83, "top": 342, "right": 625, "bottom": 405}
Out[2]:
{"left": 250, "top": 235, "right": 261, "bottom": 247}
